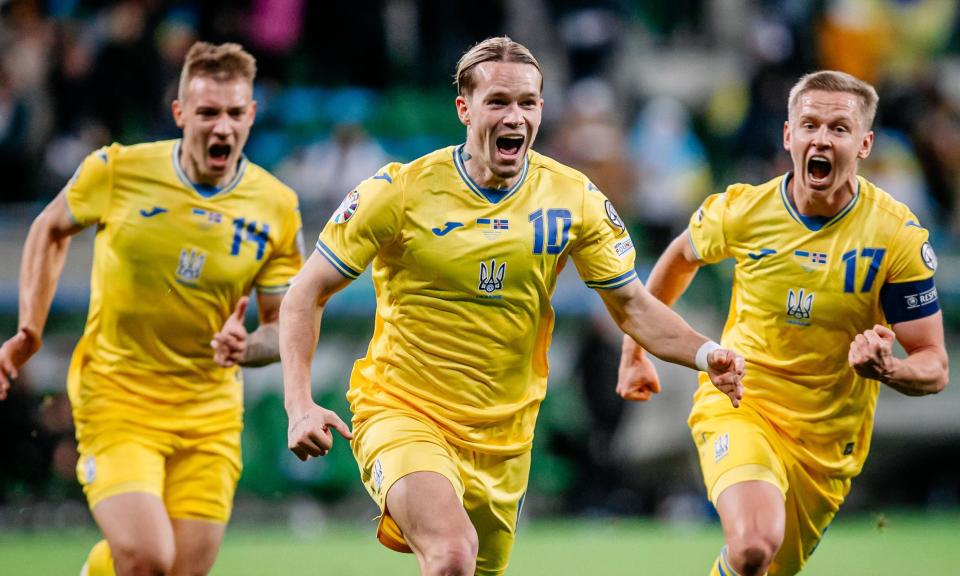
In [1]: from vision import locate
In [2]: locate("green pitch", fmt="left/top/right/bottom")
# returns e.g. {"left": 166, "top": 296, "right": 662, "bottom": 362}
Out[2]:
{"left": 1, "top": 511, "right": 957, "bottom": 575}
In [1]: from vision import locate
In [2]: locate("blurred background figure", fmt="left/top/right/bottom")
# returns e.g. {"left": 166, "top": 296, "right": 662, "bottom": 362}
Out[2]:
{"left": 627, "top": 96, "right": 711, "bottom": 256}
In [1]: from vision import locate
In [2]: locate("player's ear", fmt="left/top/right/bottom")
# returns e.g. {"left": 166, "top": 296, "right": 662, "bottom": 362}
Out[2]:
{"left": 857, "top": 130, "right": 874, "bottom": 160}
{"left": 456, "top": 94, "right": 470, "bottom": 126}
{"left": 782, "top": 120, "right": 791, "bottom": 151}
{"left": 249, "top": 100, "right": 258, "bottom": 125}
{"left": 172, "top": 100, "right": 185, "bottom": 129}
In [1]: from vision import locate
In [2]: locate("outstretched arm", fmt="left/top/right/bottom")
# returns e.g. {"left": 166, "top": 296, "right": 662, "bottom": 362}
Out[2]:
{"left": 849, "top": 312, "right": 948, "bottom": 396}
{"left": 617, "top": 230, "right": 713, "bottom": 399}
{"left": 600, "top": 276, "right": 744, "bottom": 407}
{"left": 280, "top": 251, "right": 355, "bottom": 460}
{"left": 0, "top": 191, "right": 85, "bottom": 399}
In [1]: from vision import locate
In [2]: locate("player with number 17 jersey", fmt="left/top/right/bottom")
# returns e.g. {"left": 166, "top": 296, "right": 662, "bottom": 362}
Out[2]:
{"left": 318, "top": 144, "right": 637, "bottom": 455}
{"left": 688, "top": 173, "right": 939, "bottom": 479}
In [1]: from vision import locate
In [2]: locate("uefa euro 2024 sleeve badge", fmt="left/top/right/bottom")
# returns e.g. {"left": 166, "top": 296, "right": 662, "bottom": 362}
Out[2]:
{"left": 331, "top": 190, "right": 360, "bottom": 224}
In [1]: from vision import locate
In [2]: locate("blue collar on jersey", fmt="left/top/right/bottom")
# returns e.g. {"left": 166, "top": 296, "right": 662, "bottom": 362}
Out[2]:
{"left": 172, "top": 140, "right": 248, "bottom": 198}
{"left": 780, "top": 172, "right": 860, "bottom": 231}
{"left": 453, "top": 144, "right": 529, "bottom": 204}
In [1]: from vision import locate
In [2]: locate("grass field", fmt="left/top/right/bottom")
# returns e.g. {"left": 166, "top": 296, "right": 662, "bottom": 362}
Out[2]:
{"left": 1, "top": 510, "right": 958, "bottom": 575}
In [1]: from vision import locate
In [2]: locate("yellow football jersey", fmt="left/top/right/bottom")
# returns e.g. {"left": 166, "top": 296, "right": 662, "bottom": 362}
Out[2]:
{"left": 65, "top": 140, "right": 303, "bottom": 433}
{"left": 318, "top": 145, "right": 637, "bottom": 455}
{"left": 688, "top": 173, "right": 939, "bottom": 476}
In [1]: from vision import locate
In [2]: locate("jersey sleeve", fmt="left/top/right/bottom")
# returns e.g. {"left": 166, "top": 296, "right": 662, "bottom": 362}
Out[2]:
{"left": 64, "top": 145, "right": 115, "bottom": 227}
{"left": 253, "top": 197, "right": 305, "bottom": 294}
{"left": 316, "top": 164, "right": 404, "bottom": 279}
{"left": 687, "top": 189, "right": 732, "bottom": 263}
{"left": 570, "top": 182, "right": 638, "bottom": 289}
{"left": 879, "top": 214, "right": 939, "bottom": 323}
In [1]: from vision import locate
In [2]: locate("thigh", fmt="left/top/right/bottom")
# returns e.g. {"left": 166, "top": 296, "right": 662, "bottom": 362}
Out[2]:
{"left": 716, "top": 480, "right": 786, "bottom": 548}
{"left": 387, "top": 470, "right": 476, "bottom": 559}
{"left": 164, "top": 430, "right": 241, "bottom": 523}
{"left": 352, "top": 412, "right": 464, "bottom": 552}
{"left": 461, "top": 450, "right": 531, "bottom": 576}
{"left": 170, "top": 518, "right": 226, "bottom": 576}
{"left": 92, "top": 492, "right": 175, "bottom": 572}
{"left": 769, "top": 464, "right": 849, "bottom": 576}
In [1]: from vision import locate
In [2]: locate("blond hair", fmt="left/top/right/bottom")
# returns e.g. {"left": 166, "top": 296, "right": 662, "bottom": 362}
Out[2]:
{"left": 454, "top": 36, "right": 542, "bottom": 96}
{"left": 788, "top": 70, "right": 879, "bottom": 130}
{"left": 177, "top": 41, "right": 257, "bottom": 101}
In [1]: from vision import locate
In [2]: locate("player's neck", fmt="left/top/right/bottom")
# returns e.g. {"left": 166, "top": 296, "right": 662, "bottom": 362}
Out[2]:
{"left": 460, "top": 144, "right": 519, "bottom": 190}
{"left": 788, "top": 174, "right": 858, "bottom": 218}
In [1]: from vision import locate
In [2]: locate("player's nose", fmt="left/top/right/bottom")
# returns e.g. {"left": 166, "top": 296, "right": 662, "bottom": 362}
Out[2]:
{"left": 502, "top": 103, "right": 524, "bottom": 127}
{"left": 212, "top": 114, "right": 232, "bottom": 135}
{"left": 812, "top": 125, "right": 830, "bottom": 147}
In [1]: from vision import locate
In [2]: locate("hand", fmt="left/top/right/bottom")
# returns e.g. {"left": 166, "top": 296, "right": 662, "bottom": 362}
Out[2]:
{"left": 849, "top": 324, "right": 896, "bottom": 382}
{"left": 287, "top": 403, "right": 354, "bottom": 461}
{"left": 706, "top": 348, "right": 745, "bottom": 408}
{"left": 211, "top": 297, "right": 249, "bottom": 367}
{"left": 0, "top": 328, "right": 41, "bottom": 401}
{"left": 617, "top": 336, "right": 661, "bottom": 401}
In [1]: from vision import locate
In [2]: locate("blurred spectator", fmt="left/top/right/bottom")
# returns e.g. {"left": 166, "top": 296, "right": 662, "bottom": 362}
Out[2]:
{"left": 546, "top": 77, "right": 634, "bottom": 221}
{"left": 627, "top": 96, "right": 711, "bottom": 255}
{"left": 276, "top": 123, "right": 390, "bottom": 222}
{"left": 860, "top": 128, "right": 933, "bottom": 227}
{"left": 0, "top": 59, "right": 31, "bottom": 202}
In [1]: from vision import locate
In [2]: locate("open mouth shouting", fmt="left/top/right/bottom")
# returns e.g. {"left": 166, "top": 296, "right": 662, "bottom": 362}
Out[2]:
{"left": 208, "top": 142, "right": 232, "bottom": 170}
{"left": 807, "top": 154, "right": 832, "bottom": 186}
{"left": 495, "top": 134, "right": 525, "bottom": 162}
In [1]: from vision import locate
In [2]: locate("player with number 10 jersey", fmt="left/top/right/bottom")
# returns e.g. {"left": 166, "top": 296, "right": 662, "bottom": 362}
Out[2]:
{"left": 319, "top": 144, "right": 636, "bottom": 457}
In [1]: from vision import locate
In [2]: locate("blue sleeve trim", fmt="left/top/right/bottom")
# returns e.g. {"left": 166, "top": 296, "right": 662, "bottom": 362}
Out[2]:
{"left": 880, "top": 277, "right": 939, "bottom": 324}
{"left": 315, "top": 240, "right": 361, "bottom": 279}
{"left": 585, "top": 269, "right": 638, "bottom": 290}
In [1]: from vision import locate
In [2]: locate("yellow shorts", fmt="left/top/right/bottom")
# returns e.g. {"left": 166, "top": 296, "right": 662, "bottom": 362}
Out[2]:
{"left": 75, "top": 421, "right": 241, "bottom": 523}
{"left": 352, "top": 411, "right": 530, "bottom": 576}
{"left": 690, "top": 402, "right": 850, "bottom": 575}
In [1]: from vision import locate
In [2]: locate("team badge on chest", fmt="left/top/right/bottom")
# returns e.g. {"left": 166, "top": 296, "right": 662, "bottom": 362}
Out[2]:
{"left": 786, "top": 288, "right": 814, "bottom": 325}
{"left": 478, "top": 259, "right": 506, "bottom": 294}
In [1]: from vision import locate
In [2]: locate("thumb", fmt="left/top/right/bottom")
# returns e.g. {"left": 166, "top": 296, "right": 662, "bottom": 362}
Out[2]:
{"left": 233, "top": 296, "right": 250, "bottom": 321}
{"left": 873, "top": 324, "right": 895, "bottom": 340}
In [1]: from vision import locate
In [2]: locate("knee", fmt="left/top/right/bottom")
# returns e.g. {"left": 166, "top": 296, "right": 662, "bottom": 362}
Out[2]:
{"left": 726, "top": 529, "right": 781, "bottom": 576}
{"left": 422, "top": 533, "right": 478, "bottom": 576}
{"left": 111, "top": 541, "right": 175, "bottom": 576}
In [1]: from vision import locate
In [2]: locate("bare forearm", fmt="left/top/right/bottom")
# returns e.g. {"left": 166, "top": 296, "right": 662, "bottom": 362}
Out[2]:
{"left": 240, "top": 323, "right": 279, "bottom": 367}
{"left": 279, "top": 291, "right": 324, "bottom": 411}
{"left": 883, "top": 348, "right": 949, "bottom": 396}
{"left": 19, "top": 214, "right": 73, "bottom": 341}
{"left": 607, "top": 285, "right": 707, "bottom": 369}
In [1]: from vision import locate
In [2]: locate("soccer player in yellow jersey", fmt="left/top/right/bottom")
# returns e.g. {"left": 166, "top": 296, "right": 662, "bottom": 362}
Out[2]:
{"left": 619, "top": 70, "right": 949, "bottom": 576}
{"left": 0, "top": 42, "right": 303, "bottom": 575}
{"left": 280, "top": 36, "right": 745, "bottom": 576}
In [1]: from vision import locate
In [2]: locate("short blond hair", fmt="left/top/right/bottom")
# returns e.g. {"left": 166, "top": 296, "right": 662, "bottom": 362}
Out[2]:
{"left": 788, "top": 70, "right": 879, "bottom": 130}
{"left": 454, "top": 36, "right": 542, "bottom": 96}
{"left": 177, "top": 41, "right": 257, "bottom": 101}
